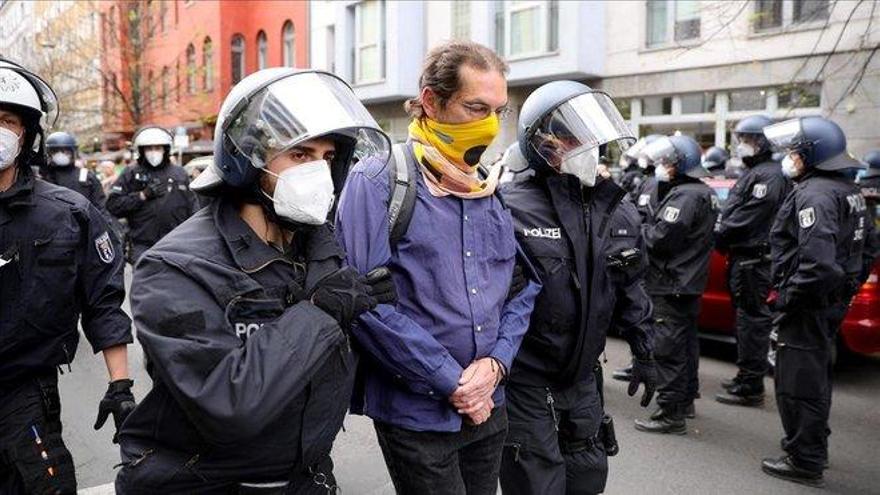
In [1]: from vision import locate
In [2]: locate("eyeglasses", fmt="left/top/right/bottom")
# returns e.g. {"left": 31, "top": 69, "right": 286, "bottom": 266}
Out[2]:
{"left": 456, "top": 100, "right": 511, "bottom": 121}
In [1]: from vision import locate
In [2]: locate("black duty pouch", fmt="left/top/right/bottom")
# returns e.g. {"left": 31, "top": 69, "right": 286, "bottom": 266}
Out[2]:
{"left": 10, "top": 423, "right": 77, "bottom": 494}
{"left": 599, "top": 414, "right": 619, "bottom": 457}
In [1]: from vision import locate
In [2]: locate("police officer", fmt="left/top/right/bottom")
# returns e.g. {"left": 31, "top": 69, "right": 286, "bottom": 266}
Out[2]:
{"left": 114, "top": 68, "right": 395, "bottom": 493}
{"left": 701, "top": 145, "right": 729, "bottom": 178}
{"left": 0, "top": 59, "right": 134, "bottom": 494}
{"left": 633, "top": 134, "right": 718, "bottom": 434}
{"left": 760, "top": 117, "right": 868, "bottom": 487}
{"left": 714, "top": 115, "right": 790, "bottom": 407}
{"left": 43, "top": 131, "right": 108, "bottom": 215}
{"left": 106, "top": 125, "right": 197, "bottom": 264}
{"left": 858, "top": 151, "right": 880, "bottom": 280}
{"left": 498, "top": 81, "right": 656, "bottom": 494}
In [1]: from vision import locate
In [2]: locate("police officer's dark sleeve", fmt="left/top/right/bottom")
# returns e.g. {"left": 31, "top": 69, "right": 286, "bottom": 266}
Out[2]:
{"left": 782, "top": 193, "right": 845, "bottom": 307}
{"left": 608, "top": 204, "right": 654, "bottom": 358}
{"left": 131, "top": 253, "right": 346, "bottom": 445}
{"left": 75, "top": 203, "right": 133, "bottom": 352}
{"left": 88, "top": 171, "right": 111, "bottom": 217}
{"left": 643, "top": 189, "right": 699, "bottom": 256}
{"left": 859, "top": 208, "right": 879, "bottom": 284}
{"left": 716, "top": 172, "right": 786, "bottom": 250}
{"left": 106, "top": 168, "right": 145, "bottom": 218}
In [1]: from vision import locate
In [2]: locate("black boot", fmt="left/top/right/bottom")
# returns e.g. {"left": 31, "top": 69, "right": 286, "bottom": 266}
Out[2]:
{"left": 716, "top": 380, "right": 765, "bottom": 407}
{"left": 635, "top": 408, "right": 686, "bottom": 435}
{"left": 721, "top": 373, "right": 744, "bottom": 390}
{"left": 612, "top": 364, "right": 633, "bottom": 382}
{"left": 761, "top": 456, "right": 824, "bottom": 487}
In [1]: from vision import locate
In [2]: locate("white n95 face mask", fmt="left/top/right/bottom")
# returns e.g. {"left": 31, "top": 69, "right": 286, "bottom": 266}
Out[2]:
{"left": 0, "top": 127, "right": 22, "bottom": 171}
{"left": 781, "top": 154, "right": 800, "bottom": 178}
{"left": 560, "top": 148, "right": 600, "bottom": 187}
{"left": 51, "top": 152, "right": 71, "bottom": 166}
{"left": 655, "top": 164, "right": 671, "bottom": 182}
{"left": 263, "top": 159, "right": 335, "bottom": 225}
{"left": 145, "top": 150, "right": 165, "bottom": 167}
{"left": 736, "top": 142, "right": 756, "bottom": 158}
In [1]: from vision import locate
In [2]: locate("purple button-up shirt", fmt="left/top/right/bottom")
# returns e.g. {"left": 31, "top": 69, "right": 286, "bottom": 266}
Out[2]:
{"left": 335, "top": 154, "right": 539, "bottom": 432}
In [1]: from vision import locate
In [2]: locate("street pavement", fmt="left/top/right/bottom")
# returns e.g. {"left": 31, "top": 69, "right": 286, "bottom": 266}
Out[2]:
{"left": 66, "top": 268, "right": 880, "bottom": 494}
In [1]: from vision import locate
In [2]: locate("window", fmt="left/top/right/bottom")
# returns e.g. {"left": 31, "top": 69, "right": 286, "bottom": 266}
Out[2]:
{"left": 176, "top": 61, "right": 181, "bottom": 102}
{"left": 616, "top": 99, "right": 632, "bottom": 120}
{"left": 680, "top": 92, "right": 715, "bottom": 114}
{"left": 646, "top": 0, "right": 701, "bottom": 48}
{"left": 231, "top": 34, "right": 245, "bottom": 84}
{"left": 326, "top": 25, "right": 336, "bottom": 73}
{"left": 186, "top": 43, "right": 196, "bottom": 94}
{"left": 674, "top": 0, "right": 700, "bottom": 41}
{"left": 754, "top": 0, "right": 783, "bottom": 31}
{"left": 793, "top": 0, "right": 829, "bottom": 24}
{"left": 778, "top": 83, "right": 821, "bottom": 108}
{"left": 160, "top": 0, "right": 166, "bottom": 33}
{"left": 203, "top": 37, "right": 213, "bottom": 91}
{"left": 503, "top": 0, "right": 559, "bottom": 58}
{"left": 107, "top": 6, "right": 116, "bottom": 46}
{"left": 452, "top": 1, "right": 470, "bottom": 39}
{"left": 283, "top": 21, "right": 295, "bottom": 67}
{"left": 729, "top": 89, "right": 767, "bottom": 111}
{"left": 642, "top": 96, "right": 673, "bottom": 116}
{"left": 354, "top": 0, "right": 384, "bottom": 83}
{"left": 146, "top": 70, "right": 154, "bottom": 114}
{"left": 161, "top": 66, "right": 169, "bottom": 110}
{"left": 257, "top": 31, "right": 268, "bottom": 70}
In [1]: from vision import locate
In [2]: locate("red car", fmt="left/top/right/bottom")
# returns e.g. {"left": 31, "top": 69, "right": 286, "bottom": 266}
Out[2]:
{"left": 698, "top": 178, "right": 880, "bottom": 361}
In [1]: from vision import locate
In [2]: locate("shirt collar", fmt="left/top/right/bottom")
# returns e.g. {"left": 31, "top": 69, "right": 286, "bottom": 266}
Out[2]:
{"left": 214, "top": 199, "right": 293, "bottom": 273}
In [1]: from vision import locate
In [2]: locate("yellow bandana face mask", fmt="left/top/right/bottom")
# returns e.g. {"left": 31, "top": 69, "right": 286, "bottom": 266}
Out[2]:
{"left": 411, "top": 113, "right": 500, "bottom": 170}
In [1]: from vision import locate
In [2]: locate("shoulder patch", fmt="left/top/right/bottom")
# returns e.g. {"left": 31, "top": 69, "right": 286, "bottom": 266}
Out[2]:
{"left": 663, "top": 206, "right": 680, "bottom": 223}
{"left": 95, "top": 231, "right": 115, "bottom": 264}
{"left": 638, "top": 193, "right": 650, "bottom": 206}
{"left": 752, "top": 183, "right": 767, "bottom": 199}
{"left": 798, "top": 207, "right": 816, "bottom": 229}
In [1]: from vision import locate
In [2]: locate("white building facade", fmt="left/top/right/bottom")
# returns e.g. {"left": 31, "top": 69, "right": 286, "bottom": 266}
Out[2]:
{"left": 315, "top": 0, "right": 880, "bottom": 157}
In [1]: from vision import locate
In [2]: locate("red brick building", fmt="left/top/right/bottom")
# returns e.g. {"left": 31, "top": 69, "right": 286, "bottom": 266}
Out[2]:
{"left": 100, "top": 0, "right": 309, "bottom": 150}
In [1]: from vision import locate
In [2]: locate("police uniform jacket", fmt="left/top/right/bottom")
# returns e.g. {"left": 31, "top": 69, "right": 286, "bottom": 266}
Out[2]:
{"left": 644, "top": 177, "right": 718, "bottom": 296}
{"left": 43, "top": 165, "right": 108, "bottom": 215}
{"left": 0, "top": 166, "right": 131, "bottom": 385}
{"left": 501, "top": 174, "right": 653, "bottom": 387}
{"left": 106, "top": 161, "right": 197, "bottom": 248}
{"left": 770, "top": 171, "right": 869, "bottom": 315}
{"left": 716, "top": 160, "right": 790, "bottom": 253}
{"left": 117, "top": 198, "right": 353, "bottom": 481}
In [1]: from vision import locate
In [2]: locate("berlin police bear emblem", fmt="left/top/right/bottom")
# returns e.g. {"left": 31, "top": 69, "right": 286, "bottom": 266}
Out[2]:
{"left": 663, "top": 206, "right": 680, "bottom": 223}
{"left": 95, "top": 231, "right": 115, "bottom": 264}
{"left": 798, "top": 207, "right": 816, "bottom": 229}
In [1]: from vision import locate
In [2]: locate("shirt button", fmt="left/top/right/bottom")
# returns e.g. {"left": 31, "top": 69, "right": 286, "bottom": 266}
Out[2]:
{"left": 471, "top": 288, "right": 478, "bottom": 294}
{"left": 428, "top": 390, "right": 434, "bottom": 396}
{"left": 465, "top": 251, "right": 472, "bottom": 257}
{"left": 476, "top": 325, "right": 483, "bottom": 332}
{"left": 464, "top": 215, "right": 469, "bottom": 221}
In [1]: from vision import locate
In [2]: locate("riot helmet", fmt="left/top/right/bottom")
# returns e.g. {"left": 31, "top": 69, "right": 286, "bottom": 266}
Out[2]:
{"left": 518, "top": 80, "right": 634, "bottom": 186}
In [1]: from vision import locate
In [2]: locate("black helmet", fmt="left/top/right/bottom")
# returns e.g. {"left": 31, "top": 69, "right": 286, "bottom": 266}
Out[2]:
{"left": 45, "top": 131, "right": 78, "bottom": 167}
{"left": 734, "top": 115, "right": 774, "bottom": 158}
{"left": 702, "top": 146, "right": 728, "bottom": 173}
{"left": 517, "top": 80, "right": 634, "bottom": 177}
{"left": 643, "top": 135, "right": 707, "bottom": 178}
{"left": 862, "top": 150, "right": 880, "bottom": 179}
{"left": 194, "top": 68, "right": 389, "bottom": 196}
{"left": 764, "top": 116, "right": 862, "bottom": 171}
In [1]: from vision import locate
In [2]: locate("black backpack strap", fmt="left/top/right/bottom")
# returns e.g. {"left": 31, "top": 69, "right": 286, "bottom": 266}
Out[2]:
{"left": 388, "top": 143, "right": 418, "bottom": 247}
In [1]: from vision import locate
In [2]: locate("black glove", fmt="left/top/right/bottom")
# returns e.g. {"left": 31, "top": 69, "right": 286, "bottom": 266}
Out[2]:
{"left": 365, "top": 267, "right": 397, "bottom": 305}
{"left": 142, "top": 181, "right": 167, "bottom": 200}
{"left": 94, "top": 379, "right": 136, "bottom": 443}
{"left": 506, "top": 262, "right": 527, "bottom": 301}
{"left": 627, "top": 357, "right": 657, "bottom": 407}
{"left": 312, "top": 267, "right": 377, "bottom": 330}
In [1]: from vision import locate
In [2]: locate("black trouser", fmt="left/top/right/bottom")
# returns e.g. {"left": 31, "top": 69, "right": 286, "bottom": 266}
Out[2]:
{"left": 728, "top": 255, "right": 774, "bottom": 381}
{"left": 500, "top": 378, "right": 607, "bottom": 495}
{"left": 374, "top": 407, "right": 508, "bottom": 495}
{"left": 116, "top": 443, "right": 337, "bottom": 495}
{"left": 0, "top": 373, "right": 76, "bottom": 494}
{"left": 652, "top": 294, "right": 702, "bottom": 416}
{"left": 775, "top": 303, "right": 847, "bottom": 472}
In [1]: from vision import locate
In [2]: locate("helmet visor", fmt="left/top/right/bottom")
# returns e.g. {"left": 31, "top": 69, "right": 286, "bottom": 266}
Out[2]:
{"left": 528, "top": 92, "right": 635, "bottom": 169}
{"left": 0, "top": 60, "right": 58, "bottom": 128}
{"left": 223, "top": 72, "right": 390, "bottom": 169}
{"left": 642, "top": 136, "right": 678, "bottom": 167}
{"left": 624, "top": 136, "right": 650, "bottom": 160}
{"left": 763, "top": 119, "right": 803, "bottom": 151}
